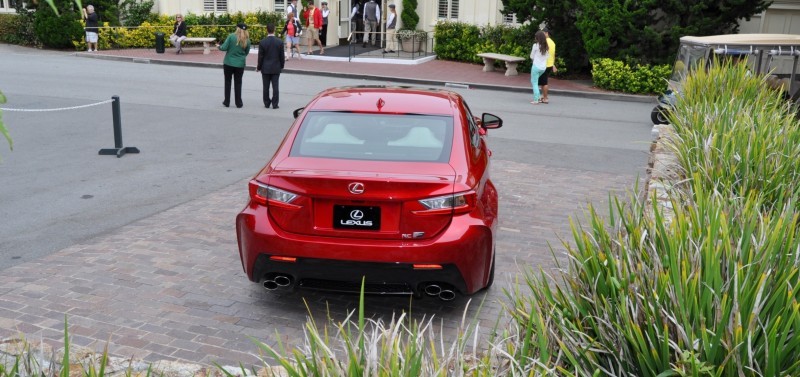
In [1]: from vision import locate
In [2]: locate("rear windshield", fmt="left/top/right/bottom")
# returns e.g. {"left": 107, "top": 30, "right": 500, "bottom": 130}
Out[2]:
{"left": 290, "top": 112, "right": 454, "bottom": 163}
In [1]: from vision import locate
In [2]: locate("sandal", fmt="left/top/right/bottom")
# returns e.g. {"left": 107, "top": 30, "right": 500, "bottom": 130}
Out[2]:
{"left": 530, "top": 101, "right": 540, "bottom": 105}
{"left": 541, "top": 99, "right": 549, "bottom": 104}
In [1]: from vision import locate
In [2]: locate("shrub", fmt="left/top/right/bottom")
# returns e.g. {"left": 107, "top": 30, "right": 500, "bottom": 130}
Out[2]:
{"left": 432, "top": 21, "right": 480, "bottom": 62}
{"left": 0, "top": 14, "right": 19, "bottom": 43}
{"left": 6, "top": 2, "right": 40, "bottom": 46}
{"left": 591, "top": 58, "right": 670, "bottom": 94}
{"left": 34, "top": 0, "right": 83, "bottom": 48}
{"left": 70, "top": 11, "right": 284, "bottom": 50}
{"left": 434, "top": 21, "right": 535, "bottom": 73}
{"left": 400, "top": 0, "right": 418, "bottom": 30}
{"left": 119, "top": 0, "right": 154, "bottom": 27}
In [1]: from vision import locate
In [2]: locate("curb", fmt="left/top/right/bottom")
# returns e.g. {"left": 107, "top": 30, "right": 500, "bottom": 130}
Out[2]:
{"left": 78, "top": 52, "right": 655, "bottom": 104}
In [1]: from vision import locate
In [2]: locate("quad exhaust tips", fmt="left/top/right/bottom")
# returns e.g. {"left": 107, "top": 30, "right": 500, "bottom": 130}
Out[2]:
{"left": 423, "top": 283, "right": 456, "bottom": 301}
{"left": 262, "top": 274, "right": 293, "bottom": 290}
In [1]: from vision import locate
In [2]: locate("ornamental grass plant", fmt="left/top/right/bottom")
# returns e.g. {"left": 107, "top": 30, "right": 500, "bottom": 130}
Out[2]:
{"left": 500, "top": 61, "right": 800, "bottom": 375}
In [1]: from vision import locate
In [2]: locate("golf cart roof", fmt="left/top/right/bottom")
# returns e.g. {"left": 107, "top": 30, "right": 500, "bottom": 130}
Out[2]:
{"left": 681, "top": 34, "right": 800, "bottom": 47}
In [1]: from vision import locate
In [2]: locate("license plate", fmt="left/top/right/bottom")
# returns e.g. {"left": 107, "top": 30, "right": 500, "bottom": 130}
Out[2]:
{"left": 333, "top": 205, "right": 381, "bottom": 230}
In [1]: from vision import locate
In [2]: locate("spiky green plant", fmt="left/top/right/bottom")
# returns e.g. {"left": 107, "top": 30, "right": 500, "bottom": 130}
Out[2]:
{"left": 501, "top": 62, "right": 800, "bottom": 376}
{"left": 666, "top": 59, "right": 800, "bottom": 212}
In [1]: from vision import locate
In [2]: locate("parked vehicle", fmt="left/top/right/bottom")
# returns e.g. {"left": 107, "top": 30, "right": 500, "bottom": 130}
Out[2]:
{"left": 236, "top": 86, "right": 502, "bottom": 300}
{"left": 652, "top": 34, "right": 800, "bottom": 124}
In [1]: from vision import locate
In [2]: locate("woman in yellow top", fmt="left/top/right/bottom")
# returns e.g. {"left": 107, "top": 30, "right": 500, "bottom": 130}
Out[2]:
{"left": 218, "top": 23, "right": 251, "bottom": 108}
{"left": 537, "top": 27, "right": 557, "bottom": 104}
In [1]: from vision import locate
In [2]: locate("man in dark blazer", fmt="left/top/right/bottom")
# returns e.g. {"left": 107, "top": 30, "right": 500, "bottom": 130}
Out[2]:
{"left": 256, "top": 23, "right": 285, "bottom": 109}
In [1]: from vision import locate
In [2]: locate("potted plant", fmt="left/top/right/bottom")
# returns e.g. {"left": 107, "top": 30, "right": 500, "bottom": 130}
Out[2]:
{"left": 397, "top": 0, "right": 426, "bottom": 52}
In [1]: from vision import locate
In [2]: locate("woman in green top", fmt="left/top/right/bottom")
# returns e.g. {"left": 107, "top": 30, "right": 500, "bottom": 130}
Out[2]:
{"left": 218, "top": 23, "right": 251, "bottom": 108}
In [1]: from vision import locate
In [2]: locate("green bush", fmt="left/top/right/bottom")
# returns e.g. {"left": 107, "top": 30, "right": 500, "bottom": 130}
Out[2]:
{"left": 0, "top": 14, "right": 19, "bottom": 43}
{"left": 433, "top": 21, "right": 480, "bottom": 62}
{"left": 34, "top": 0, "right": 83, "bottom": 48}
{"left": 591, "top": 58, "right": 670, "bottom": 94}
{"left": 400, "top": 0, "right": 419, "bottom": 30}
{"left": 434, "top": 21, "right": 537, "bottom": 74}
{"left": 119, "top": 0, "right": 154, "bottom": 27}
{"left": 71, "top": 11, "right": 285, "bottom": 50}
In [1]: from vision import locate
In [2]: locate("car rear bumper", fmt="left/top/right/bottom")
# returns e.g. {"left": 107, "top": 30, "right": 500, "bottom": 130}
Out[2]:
{"left": 236, "top": 206, "right": 494, "bottom": 295}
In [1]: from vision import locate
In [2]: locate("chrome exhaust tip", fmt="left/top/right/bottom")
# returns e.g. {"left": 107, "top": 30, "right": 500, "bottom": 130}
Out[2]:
{"left": 423, "top": 284, "right": 442, "bottom": 296}
{"left": 274, "top": 274, "right": 292, "bottom": 287}
{"left": 263, "top": 280, "right": 278, "bottom": 290}
{"left": 438, "top": 289, "right": 456, "bottom": 301}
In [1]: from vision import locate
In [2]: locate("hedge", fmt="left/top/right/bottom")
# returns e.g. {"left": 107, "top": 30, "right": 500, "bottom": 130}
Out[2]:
{"left": 591, "top": 58, "right": 671, "bottom": 94}
{"left": 71, "top": 11, "right": 285, "bottom": 50}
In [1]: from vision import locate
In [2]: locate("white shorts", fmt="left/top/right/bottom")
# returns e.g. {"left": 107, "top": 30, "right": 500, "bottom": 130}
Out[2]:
{"left": 86, "top": 32, "right": 98, "bottom": 43}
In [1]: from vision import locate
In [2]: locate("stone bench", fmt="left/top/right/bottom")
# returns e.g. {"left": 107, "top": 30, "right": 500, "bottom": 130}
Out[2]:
{"left": 182, "top": 37, "right": 217, "bottom": 54}
{"left": 477, "top": 52, "right": 526, "bottom": 76}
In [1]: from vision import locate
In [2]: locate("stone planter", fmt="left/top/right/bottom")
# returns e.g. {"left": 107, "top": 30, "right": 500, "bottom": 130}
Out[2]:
{"left": 399, "top": 37, "right": 424, "bottom": 53}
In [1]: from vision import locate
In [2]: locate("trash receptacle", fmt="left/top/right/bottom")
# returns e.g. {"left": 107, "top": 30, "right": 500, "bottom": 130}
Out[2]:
{"left": 155, "top": 32, "right": 165, "bottom": 53}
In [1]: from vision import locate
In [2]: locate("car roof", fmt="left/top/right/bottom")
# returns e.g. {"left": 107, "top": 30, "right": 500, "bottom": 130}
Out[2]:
{"left": 681, "top": 34, "right": 800, "bottom": 47}
{"left": 307, "top": 86, "right": 461, "bottom": 115}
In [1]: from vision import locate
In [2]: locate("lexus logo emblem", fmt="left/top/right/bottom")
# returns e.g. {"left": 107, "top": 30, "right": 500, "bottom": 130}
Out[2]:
{"left": 348, "top": 182, "right": 365, "bottom": 194}
{"left": 350, "top": 210, "right": 364, "bottom": 220}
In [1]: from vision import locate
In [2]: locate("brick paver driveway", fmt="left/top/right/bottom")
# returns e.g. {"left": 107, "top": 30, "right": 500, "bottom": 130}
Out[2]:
{"left": 0, "top": 157, "right": 638, "bottom": 367}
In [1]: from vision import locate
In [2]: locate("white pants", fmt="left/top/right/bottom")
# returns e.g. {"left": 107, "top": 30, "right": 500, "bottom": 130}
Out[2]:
{"left": 169, "top": 34, "right": 186, "bottom": 51}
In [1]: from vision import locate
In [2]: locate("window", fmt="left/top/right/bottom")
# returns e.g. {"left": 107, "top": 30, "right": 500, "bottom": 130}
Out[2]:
{"left": 204, "top": 0, "right": 227, "bottom": 12}
{"left": 274, "top": 0, "right": 286, "bottom": 14}
{"left": 292, "top": 112, "right": 453, "bottom": 163}
{"left": 437, "top": 0, "right": 458, "bottom": 20}
{"left": 503, "top": 13, "right": 519, "bottom": 26}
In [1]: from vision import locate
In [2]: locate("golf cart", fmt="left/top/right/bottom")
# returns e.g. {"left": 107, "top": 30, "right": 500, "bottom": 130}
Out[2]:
{"left": 652, "top": 34, "right": 800, "bottom": 125}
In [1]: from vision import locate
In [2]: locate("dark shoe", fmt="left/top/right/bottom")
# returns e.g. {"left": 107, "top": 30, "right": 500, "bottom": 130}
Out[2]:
{"left": 236, "top": 104, "right": 243, "bottom": 108}
{"left": 382, "top": 50, "right": 387, "bottom": 54}
{"left": 265, "top": 102, "right": 271, "bottom": 108}
{"left": 272, "top": 105, "right": 279, "bottom": 109}
{"left": 362, "top": 43, "right": 366, "bottom": 48}
{"left": 222, "top": 101, "right": 229, "bottom": 108}
{"left": 387, "top": 50, "right": 395, "bottom": 53}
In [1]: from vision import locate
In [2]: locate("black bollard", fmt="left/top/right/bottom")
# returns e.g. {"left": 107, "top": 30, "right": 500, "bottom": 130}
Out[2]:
{"left": 99, "top": 96, "right": 140, "bottom": 158}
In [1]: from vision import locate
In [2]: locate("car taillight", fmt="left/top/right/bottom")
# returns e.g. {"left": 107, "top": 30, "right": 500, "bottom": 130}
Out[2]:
{"left": 249, "top": 180, "right": 298, "bottom": 206}
{"left": 417, "top": 191, "right": 476, "bottom": 215}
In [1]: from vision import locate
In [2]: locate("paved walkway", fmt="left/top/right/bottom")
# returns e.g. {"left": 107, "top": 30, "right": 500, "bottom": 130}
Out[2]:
{"left": 81, "top": 47, "right": 652, "bottom": 102}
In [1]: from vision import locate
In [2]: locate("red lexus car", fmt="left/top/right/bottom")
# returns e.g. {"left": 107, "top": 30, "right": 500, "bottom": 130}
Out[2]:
{"left": 236, "top": 86, "right": 502, "bottom": 300}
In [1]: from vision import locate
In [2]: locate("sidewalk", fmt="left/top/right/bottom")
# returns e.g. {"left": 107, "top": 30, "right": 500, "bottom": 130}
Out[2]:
{"left": 81, "top": 47, "right": 653, "bottom": 103}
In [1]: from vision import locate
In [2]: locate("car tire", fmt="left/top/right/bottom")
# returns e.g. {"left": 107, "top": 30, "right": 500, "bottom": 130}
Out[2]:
{"left": 651, "top": 106, "right": 669, "bottom": 125}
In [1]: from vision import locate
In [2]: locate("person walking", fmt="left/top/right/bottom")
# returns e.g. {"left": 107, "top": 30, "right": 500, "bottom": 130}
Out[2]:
{"left": 350, "top": 1, "right": 363, "bottom": 44}
{"left": 281, "top": 11, "right": 303, "bottom": 59}
{"left": 218, "top": 23, "right": 251, "bottom": 108}
{"left": 320, "top": 1, "right": 330, "bottom": 46}
{"left": 287, "top": 0, "right": 300, "bottom": 20}
{"left": 303, "top": 2, "right": 325, "bottom": 55}
{"left": 81, "top": 5, "right": 99, "bottom": 52}
{"left": 257, "top": 23, "right": 285, "bottom": 109}
{"left": 362, "top": 0, "right": 380, "bottom": 48}
{"left": 169, "top": 14, "right": 187, "bottom": 54}
{"left": 529, "top": 30, "right": 549, "bottom": 105}
{"left": 537, "top": 27, "right": 557, "bottom": 103}
{"left": 383, "top": 4, "right": 397, "bottom": 53}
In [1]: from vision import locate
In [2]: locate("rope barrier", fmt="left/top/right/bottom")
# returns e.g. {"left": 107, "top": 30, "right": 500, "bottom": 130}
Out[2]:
{"left": 0, "top": 99, "right": 114, "bottom": 112}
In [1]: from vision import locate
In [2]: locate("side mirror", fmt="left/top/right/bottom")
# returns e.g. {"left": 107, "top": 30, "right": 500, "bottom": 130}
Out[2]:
{"left": 481, "top": 113, "right": 502, "bottom": 129}
{"left": 293, "top": 107, "right": 305, "bottom": 119}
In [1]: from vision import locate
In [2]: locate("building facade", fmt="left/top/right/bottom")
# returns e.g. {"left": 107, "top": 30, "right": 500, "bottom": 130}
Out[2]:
{"left": 2, "top": 0, "right": 798, "bottom": 47}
